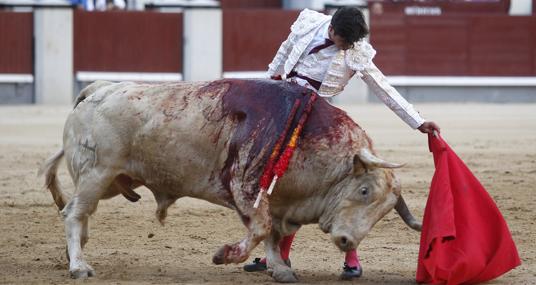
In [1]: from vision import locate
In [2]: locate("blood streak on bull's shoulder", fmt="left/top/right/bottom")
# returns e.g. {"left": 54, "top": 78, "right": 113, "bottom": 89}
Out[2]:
{"left": 198, "top": 80, "right": 310, "bottom": 202}
{"left": 301, "top": 98, "right": 362, "bottom": 147}
{"left": 197, "top": 79, "right": 365, "bottom": 206}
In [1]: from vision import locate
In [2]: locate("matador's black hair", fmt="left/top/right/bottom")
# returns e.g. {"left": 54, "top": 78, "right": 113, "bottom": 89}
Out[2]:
{"left": 331, "top": 7, "right": 369, "bottom": 47}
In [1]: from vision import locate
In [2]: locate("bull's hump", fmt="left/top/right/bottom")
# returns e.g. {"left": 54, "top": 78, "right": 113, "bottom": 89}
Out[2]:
{"left": 202, "top": 79, "right": 361, "bottom": 143}
{"left": 303, "top": 104, "right": 361, "bottom": 143}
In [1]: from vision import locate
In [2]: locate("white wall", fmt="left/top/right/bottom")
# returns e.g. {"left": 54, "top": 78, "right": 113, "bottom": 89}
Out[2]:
{"left": 509, "top": 0, "right": 532, "bottom": 15}
{"left": 183, "top": 8, "right": 222, "bottom": 81}
{"left": 34, "top": 8, "right": 73, "bottom": 105}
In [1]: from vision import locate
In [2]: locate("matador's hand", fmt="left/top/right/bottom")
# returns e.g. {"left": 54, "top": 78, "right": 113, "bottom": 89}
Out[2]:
{"left": 418, "top": 121, "right": 441, "bottom": 135}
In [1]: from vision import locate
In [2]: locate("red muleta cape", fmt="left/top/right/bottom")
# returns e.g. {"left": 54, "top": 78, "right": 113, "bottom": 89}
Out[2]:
{"left": 416, "top": 134, "right": 521, "bottom": 285}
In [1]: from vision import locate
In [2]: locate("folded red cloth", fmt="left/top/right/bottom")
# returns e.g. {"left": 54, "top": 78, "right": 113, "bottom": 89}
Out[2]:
{"left": 416, "top": 134, "right": 521, "bottom": 285}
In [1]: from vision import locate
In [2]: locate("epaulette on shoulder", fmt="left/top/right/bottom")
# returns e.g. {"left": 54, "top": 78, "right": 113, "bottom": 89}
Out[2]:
{"left": 344, "top": 40, "right": 377, "bottom": 73}
{"left": 290, "top": 8, "right": 330, "bottom": 36}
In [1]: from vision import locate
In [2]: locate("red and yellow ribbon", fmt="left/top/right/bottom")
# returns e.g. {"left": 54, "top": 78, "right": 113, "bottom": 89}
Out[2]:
{"left": 254, "top": 92, "right": 317, "bottom": 208}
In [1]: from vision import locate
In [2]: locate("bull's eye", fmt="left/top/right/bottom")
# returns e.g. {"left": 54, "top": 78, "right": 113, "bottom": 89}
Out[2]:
{"left": 360, "top": 187, "right": 369, "bottom": 196}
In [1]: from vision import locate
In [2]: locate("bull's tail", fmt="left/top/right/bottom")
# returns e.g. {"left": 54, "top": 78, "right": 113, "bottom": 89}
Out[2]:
{"left": 38, "top": 149, "right": 69, "bottom": 211}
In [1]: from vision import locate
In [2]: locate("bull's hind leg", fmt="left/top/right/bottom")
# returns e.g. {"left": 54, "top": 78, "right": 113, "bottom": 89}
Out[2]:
{"left": 61, "top": 169, "right": 115, "bottom": 278}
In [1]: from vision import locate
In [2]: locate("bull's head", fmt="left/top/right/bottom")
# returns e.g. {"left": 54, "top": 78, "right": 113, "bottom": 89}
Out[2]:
{"left": 320, "top": 148, "right": 421, "bottom": 252}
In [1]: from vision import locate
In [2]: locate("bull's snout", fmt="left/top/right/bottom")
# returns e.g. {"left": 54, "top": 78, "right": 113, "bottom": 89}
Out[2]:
{"left": 333, "top": 235, "right": 356, "bottom": 252}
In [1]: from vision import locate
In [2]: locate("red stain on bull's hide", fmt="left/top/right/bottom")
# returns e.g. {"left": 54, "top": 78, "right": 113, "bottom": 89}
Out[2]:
{"left": 197, "top": 79, "right": 363, "bottom": 204}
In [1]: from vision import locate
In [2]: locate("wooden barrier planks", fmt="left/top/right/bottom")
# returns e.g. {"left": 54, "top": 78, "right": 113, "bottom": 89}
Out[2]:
{"left": 371, "top": 12, "right": 535, "bottom": 76}
{"left": 222, "top": 9, "right": 299, "bottom": 72}
{"left": 73, "top": 11, "right": 182, "bottom": 73}
{"left": 0, "top": 12, "right": 33, "bottom": 74}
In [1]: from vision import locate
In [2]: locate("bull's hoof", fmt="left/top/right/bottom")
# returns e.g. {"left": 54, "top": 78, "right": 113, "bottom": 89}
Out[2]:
{"left": 212, "top": 244, "right": 230, "bottom": 264}
{"left": 69, "top": 263, "right": 95, "bottom": 279}
{"left": 271, "top": 268, "right": 299, "bottom": 283}
{"left": 212, "top": 244, "right": 248, "bottom": 264}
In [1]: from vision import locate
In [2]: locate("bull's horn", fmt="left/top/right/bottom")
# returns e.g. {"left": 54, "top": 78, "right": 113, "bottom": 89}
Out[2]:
{"left": 358, "top": 148, "right": 404, "bottom": 169}
{"left": 395, "top": 195, "right": 422, "bottom": 231}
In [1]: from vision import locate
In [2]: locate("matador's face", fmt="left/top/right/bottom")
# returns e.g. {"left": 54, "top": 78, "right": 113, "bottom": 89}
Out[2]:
{"left": 328, "top": 25, "right": 353, "bottom": 51}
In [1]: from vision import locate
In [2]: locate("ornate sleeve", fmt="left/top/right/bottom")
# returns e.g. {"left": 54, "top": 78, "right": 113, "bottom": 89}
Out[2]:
{"left": 267, "top": 32, "right": 295, "bottom": 77}
{"left": 267, "top": 9, "right": 325, "bottom": 77}
{"left": 360, "top": 62, "right": 425, "bottom": 129}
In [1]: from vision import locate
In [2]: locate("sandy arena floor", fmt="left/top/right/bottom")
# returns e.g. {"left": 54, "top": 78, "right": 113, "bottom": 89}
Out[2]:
{"left": 1, "top": 103, "right": 535, "bottom": 284}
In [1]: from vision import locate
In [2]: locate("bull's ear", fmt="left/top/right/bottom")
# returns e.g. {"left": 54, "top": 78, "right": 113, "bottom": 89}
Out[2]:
{"left": 353, "top": 154, "right": 368, "bottom": 176}
{"left": 357, "top": 148, "right": 405, "bottom": 169}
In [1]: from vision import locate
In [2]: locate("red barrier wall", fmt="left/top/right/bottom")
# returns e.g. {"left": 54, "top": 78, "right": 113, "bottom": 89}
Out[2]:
{"left": 370, "top": 14, "right": 536, "bottom": 76}
{"left": 220, "top": 0, "right": 282, "bottom": 9}
{"left": 222, "top": 9, "right": 299, "bottom": 72}
{"left": 368, "top": 0, "right": 510, "bottom": 15}
{"left": 0, "top": 12, "right": 33, "bottom": 74}
{"left": 74, "top": 11, "right": 182, "bottom": 73}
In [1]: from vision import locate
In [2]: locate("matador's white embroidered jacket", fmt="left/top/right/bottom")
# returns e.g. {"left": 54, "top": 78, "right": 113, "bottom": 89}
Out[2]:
{"left": 267, "top": 9, "right": 425, "bottom": 129}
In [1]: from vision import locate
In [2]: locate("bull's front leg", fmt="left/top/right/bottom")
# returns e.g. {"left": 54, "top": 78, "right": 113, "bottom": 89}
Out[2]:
{"left": 212, "top": 190, "right": 271, "bottom": 264}
{"left": 265, "top": 227, "right": 299, "bottom": 283}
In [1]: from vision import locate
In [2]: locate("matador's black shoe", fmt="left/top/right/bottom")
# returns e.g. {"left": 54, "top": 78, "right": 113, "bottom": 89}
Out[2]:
{"left": 243, "top": 258, "right": 267, "bottom": 272}
{"left": 340, "top": 262, "right": 363, "bottom": 280}
{"left": 243, "top": 257, "right": 291, "bottom": 272}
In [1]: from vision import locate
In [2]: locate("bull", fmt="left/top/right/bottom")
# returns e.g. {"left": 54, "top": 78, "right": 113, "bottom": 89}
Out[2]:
{"left": 40, "top": 79, "right": 421, "bottom": 282}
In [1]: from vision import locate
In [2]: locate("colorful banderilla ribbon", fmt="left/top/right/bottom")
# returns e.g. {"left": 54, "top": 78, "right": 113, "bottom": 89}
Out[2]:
{"left": 254, "top": 92, "right": 318, "bottom": 208}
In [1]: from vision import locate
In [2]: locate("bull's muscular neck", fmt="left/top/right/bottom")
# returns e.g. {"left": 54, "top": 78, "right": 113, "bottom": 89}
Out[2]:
{"left": 269, "top": 138, "right": 359, "bottom": 234}
{"left": 270, "top": 172, "right": 350, "bottom": 235}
